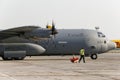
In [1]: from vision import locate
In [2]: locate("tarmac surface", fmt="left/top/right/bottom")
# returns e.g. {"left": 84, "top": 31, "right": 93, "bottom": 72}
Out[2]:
{"left": 0, "top": 53, "right": 120, "bottom": 80}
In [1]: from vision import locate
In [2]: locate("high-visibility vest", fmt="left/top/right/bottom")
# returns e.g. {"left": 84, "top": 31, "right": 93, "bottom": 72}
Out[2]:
{"left": 80, "top": 49, "right": 85, "bottom": 55}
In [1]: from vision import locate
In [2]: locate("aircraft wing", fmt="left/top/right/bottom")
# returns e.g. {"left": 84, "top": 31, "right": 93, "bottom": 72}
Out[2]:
{"left": 0, "top": 26, "right": 40, "bottom": 40}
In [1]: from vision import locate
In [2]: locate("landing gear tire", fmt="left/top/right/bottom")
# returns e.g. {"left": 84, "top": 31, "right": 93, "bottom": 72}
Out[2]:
{"left": 2, "top": 56, "right": 25, "bottom": 60}
{"left": 2, "top": 56, "right": 13, "bottom": 60}
{"left": 14, "top": 57, "right": 25, "bottom": 60}
{"left": 90, "top": 54, "right": 97, "bottom": 60}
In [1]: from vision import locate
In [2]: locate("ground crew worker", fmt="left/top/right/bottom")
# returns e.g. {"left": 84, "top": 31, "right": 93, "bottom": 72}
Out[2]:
{"left": 79, "top": 48, "right": 85, "bottom": 63}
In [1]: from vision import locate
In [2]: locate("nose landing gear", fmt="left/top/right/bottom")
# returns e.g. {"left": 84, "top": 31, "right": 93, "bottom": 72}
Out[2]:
{"left": 90, "top": 54, "right": 97, "bottom": 60}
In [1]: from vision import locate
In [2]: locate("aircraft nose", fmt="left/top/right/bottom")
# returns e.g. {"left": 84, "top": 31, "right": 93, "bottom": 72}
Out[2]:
{"left": 108, "top": 41, "right": 116, "bottom": 50}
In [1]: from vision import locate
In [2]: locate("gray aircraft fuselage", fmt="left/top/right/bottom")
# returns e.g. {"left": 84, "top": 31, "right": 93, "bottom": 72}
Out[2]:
{"left": 0, "top": 28, "right": 116, "bottom": 60}
{"left": 37, "top": 29, "right": 115, "bottom": 56}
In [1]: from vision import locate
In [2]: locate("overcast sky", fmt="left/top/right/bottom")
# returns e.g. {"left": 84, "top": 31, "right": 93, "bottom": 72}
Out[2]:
{"left": 0, "top": 0, "right": 120, "bottom": 39}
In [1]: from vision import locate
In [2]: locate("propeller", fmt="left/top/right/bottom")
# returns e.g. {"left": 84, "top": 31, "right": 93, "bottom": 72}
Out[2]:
{"left": 46, "top": 21, "right": 58, "bottom": 35}
{"left": 51, "top": 21, "right": 58, "bottom": 35}
{"left": 46, "top": 23, "right": 51, "bottom": 29}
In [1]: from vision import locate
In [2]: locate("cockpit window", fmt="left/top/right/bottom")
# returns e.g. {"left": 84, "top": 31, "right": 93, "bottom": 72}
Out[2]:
{"left": 97, "top": 32, "right": 106, "bottom": 38}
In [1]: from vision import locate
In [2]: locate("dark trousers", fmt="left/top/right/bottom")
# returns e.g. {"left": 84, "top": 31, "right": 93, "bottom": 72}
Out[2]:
{"left": 79, "top": 55, "right": 85, "bottom": 63}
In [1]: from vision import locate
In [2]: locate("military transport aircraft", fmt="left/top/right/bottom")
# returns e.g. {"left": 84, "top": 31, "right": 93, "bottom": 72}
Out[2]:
{"left": 0, "top": 22, "right": 116, "bottom": 60}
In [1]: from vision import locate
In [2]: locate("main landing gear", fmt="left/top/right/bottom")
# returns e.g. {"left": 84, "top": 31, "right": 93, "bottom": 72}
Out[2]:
{"left": 2, "top": 56, "right": 25, "bottom": 60}
{"left": 90, "top": 54, "right": 98, "bottom": 60}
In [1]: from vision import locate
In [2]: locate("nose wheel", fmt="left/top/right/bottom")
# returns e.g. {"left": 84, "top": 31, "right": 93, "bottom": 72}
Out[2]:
{"left": 90, "top": 54, "right": 97, "bottom": 60}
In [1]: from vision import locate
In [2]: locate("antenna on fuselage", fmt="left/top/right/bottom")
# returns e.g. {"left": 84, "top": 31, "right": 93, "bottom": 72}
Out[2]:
{"left": 95, "top": 26, "right": 100, "bottom": 31}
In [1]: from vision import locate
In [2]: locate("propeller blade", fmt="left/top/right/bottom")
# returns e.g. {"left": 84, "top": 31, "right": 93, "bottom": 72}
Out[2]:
{"left": 51, "top": 21, "right": 58, "bottom": 35}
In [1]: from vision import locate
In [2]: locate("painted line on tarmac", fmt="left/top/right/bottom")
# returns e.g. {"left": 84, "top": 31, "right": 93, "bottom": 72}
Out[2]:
{"left": 0, "top": 73, "right": 17, "bottom": 80}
